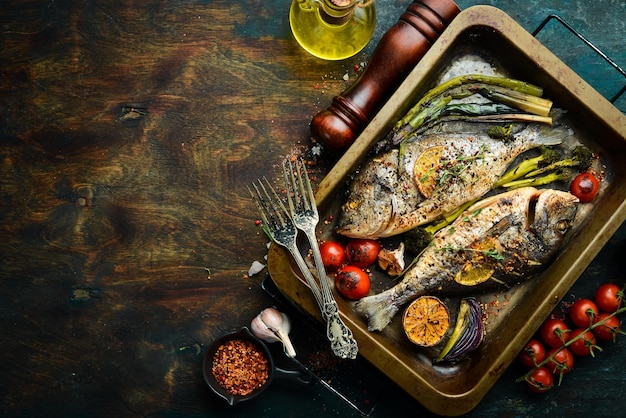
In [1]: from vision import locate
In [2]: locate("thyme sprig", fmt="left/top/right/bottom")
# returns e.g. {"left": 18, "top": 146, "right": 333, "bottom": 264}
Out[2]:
{"left": 437, "top": 244, "right": 505, "bottom": 261}
{"left": 438, "top": 144, "right": 487, "bottom": 185}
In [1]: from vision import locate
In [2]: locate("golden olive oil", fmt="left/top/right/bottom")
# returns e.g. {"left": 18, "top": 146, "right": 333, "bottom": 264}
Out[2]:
{"left": 289, "top": 0, "right": 376, "bottom": 60}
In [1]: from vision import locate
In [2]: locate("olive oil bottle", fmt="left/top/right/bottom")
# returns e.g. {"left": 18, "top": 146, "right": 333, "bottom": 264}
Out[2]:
{"left": 289, "top": 0, "right": 376, "bottom": 60}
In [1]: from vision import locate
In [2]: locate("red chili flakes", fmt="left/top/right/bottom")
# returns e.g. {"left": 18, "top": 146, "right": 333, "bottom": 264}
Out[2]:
{"left": 307, "top": 349, "right": 343, "bottom": 376}
{"left": 212, "top": 339, "right": 269, "bottom": 396}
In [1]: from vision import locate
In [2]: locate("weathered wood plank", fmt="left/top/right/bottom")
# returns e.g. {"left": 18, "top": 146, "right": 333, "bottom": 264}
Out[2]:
{"left": 0, "top": 0, "right": 351, "bottom": 413}
{"left": 1, "top": 0, "right": 625, "bottom": 416}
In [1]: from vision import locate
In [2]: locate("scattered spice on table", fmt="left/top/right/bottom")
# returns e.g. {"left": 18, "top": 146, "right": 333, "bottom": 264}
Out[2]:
{"left": 306, "top": 347, "right": 344, "bottom": 380}
{"left": 212, "top": 339, "right": 269, "bottom": 396}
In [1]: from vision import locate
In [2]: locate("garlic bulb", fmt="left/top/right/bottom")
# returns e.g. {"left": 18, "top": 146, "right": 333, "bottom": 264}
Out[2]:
{"left": 250, "top": 307, "right": 296, "bottom": 358}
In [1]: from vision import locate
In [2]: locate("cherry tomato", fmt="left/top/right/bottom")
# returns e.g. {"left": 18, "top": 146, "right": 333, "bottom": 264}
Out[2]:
{"left": 525, "top": 367, "right": 554, "bottom": 393}
{"left": 540, "top": 318, "right": 570, "bottom": 348}
{"left": 518, "top": 339, "right": 546, "bottom": 368}
{"left": 319, "top": 241, "right": 345, "bottom": 271}
{"left": 546, "top": 347, "right": 574, "bottom": 376}
{"left": 335, "top": 265, "right": 371, "bottom": 300}
{"left": 345, "top": 239, "right": 381, "bottom": 268}
{"left": 569, "top": 172, "right": 599, "bottom": 203}
{"left": 569, "top": 298, "right": 598, "bottom": 328}
{"left": 568, "top": 328, "right": 597, "bottom": 357}
{"left": 595, "top": 283, "right": 623, "bottom": 313}
{"left": 593, "top": 312, "right": 621, "bottom": 342}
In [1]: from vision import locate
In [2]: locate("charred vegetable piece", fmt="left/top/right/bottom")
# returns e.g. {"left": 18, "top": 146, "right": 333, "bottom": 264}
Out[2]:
{"left": 499, "top": 167, "right": 574, "bottom": 190}
{"left": 402, "top": 296, "right": 450, "bottom": 347}
{"left": 401, "top": 226, "right": 434, "bottom": 255}
{"left": 382, "top": 74, "right": 552, "bottom": 151}
{"left": 495, "top": 145, "right": 593, "bottom": 189}
{"left": 494, "top": 145, "right": 561, "bottom": 187}
{"left": 434, "top": 297, "right": 484, "bottom": 363}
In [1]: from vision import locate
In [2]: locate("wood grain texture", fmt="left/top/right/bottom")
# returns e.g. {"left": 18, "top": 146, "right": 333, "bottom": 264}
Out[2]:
{"left": 1, "top": 0, "right": 625, "bottom": 417}
{"left": 0, "top": 0, "right": 355, "bottom": 414}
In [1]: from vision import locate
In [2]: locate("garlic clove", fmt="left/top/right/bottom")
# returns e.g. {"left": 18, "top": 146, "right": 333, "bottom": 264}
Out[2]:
{"left": 377, "top": 242, "right": 406, "bottom": 276}
{"left": 251, "top": 314, "right": 280, "bottom": 343}
{"left": 275, "top": 313, "right": 296, "bottom": 358}
{"left": 258, "top": 307, "right": 286, "bottom": 331}
{"left": 247, "top": 260, "right": 266, "bottom": 277}
{"left": 250, "top": 307, "right": 297, "bottom": 358}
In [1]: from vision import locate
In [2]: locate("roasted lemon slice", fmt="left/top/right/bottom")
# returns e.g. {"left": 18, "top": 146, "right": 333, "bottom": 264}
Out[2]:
{"left": 454, "top": 237, "right": 502, "bottom": 286}
{"left": 413, "top": 146, "right": 444, "bottom": 198}
{"left": 402, "top": 295, "right": 450, "bottom": 347}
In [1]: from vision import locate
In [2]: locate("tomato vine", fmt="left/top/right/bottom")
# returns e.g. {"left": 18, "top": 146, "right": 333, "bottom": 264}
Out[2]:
{"left": 517, "top": 283, "right": 625, "bottom": 390}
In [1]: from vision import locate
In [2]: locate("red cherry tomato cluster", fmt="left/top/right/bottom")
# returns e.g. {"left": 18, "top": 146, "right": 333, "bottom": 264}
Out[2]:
{"left": 319, "top": 238, "right": 382, "bottom": 300}
{"left": 520, "top": 283, "right": 624, "bottom": 393}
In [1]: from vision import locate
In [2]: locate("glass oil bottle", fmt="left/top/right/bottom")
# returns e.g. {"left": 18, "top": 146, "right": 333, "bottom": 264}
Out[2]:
{"left": 289, "top": 0, "right": 376, "bottom": 60}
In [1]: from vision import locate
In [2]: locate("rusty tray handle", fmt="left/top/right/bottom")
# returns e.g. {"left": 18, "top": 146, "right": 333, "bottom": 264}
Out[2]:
{"left": 532, "top": 14, "right": 626, "bottom": 110}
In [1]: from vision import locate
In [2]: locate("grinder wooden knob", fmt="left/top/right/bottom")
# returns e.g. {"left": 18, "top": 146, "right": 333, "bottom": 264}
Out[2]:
{"left": 310, "top": 0, "right": 461, "bottom": 153}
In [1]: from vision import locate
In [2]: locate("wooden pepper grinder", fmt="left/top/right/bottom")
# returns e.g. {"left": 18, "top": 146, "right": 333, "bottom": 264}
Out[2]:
{"left": 310, "top": 0, "right": 460, "bottom": 153}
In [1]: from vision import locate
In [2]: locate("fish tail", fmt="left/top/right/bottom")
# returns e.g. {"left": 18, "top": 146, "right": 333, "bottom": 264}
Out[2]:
{"left": 354, "top": 290, "right": 399, "bottom": 332}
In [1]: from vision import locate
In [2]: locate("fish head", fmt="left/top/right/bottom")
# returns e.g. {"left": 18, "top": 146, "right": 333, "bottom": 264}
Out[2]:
{"left": 336, "top": 164, "right": 397, "bottom": 239}
{"left": 529, "top": 189, "right": 579, "bottom": 247}
{"left": 336, "top": 193, "right": 393, "bottom": 239}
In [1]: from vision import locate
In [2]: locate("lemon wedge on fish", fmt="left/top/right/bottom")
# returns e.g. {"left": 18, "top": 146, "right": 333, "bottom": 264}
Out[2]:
{"left": 413, "top": 146, "right": 444, "bottom": 198}
{"left": 454, "top": 238, "right": 502, "bottom": 286}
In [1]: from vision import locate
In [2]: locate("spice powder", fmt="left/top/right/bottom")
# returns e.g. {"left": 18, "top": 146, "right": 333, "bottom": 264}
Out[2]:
{"left": 212, "top": 339, "right": 269, "bottom": 396}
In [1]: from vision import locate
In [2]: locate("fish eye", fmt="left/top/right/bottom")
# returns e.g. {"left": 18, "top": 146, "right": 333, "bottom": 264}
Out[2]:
{"left": 348, "top": 200, "right": 359, "bottom": 209}
{"left": 556, "top": 219, "right": 570, "bottom": 234}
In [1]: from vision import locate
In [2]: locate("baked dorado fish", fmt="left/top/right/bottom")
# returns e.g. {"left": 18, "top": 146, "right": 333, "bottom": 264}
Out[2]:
{"left": 337, "top": 123, "right": 570, "bottom": 239}
{"left": 354, "top": 187, "right": 579, "bottom": 332}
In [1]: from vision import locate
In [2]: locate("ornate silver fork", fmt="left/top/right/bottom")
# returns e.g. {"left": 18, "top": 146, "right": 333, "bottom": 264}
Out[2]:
{"left": 248, "top": 178, "right": 324, "bottom": 310}
{"left": 282, "top": 159, "right": 358, "bottom": 360}
{"left": 249, "top": 173, "right": 359, "bottom": 359}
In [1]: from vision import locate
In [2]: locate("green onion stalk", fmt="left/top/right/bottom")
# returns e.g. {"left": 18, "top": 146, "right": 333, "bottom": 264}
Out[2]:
{"left": 383, "top": 74, "right": 554, "bottom": 152}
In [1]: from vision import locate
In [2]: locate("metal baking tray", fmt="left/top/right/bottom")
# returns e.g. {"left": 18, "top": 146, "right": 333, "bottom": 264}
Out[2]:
{"left": 268, "top": 5, "right": 626, "bottom": 416}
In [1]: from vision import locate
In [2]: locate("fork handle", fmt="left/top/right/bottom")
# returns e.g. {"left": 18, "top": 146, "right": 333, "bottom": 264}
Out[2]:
{"left": 306, "top": 234, "right": 359, "bottom": 359}
{"left": 288, "top": 248, "right": 325, "bottom": 314}
{"left": 306, "top": 233, "right": 338, "bottom": 301}
{"left": 324, "top": 303, "right": 359, "bottom": 359}
{"left": 290, "top": 240, "right": 359, "bottom": 359}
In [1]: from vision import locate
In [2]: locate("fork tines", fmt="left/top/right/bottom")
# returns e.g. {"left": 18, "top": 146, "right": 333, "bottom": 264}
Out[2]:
{"left": 248, "top": 177, "right": 289, "bottom": 233}
{"left": 283, "top": 159, "right": 315, "bottom": 213}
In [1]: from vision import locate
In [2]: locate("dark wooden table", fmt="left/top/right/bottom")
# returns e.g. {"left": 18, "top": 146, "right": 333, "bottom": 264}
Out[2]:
{"left": 1, "top": 0, "right": 624, "bottom": 416}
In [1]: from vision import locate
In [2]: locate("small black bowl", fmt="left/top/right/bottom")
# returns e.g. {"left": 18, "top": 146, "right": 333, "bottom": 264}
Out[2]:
{"left": 203, "top": 326, "right": 311, "bottom": 405}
